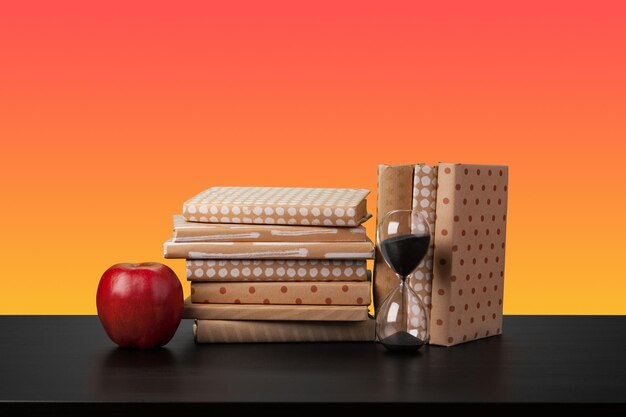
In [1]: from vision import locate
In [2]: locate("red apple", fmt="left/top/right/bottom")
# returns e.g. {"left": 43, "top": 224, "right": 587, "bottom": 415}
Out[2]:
{"left": 96, "top": 262, "right": 184, "bottom": 349}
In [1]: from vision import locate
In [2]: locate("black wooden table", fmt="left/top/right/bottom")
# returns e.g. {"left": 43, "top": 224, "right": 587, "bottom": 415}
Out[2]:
{"left": 0, "top": 316, "right": 624, "bottom": 415}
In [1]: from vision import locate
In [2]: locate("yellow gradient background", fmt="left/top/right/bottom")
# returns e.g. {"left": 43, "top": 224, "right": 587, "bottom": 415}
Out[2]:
{"left": 0, "top": 2, "right": 625, "bottom": 314}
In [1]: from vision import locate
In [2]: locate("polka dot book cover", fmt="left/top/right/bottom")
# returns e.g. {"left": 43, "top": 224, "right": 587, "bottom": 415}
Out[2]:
{"left": 190, "top": 281, "right": 371, "bottom": 306}
{"left": 431, "top": 163, "right": 508, "bottom": 346}
{"left": 186, "top": 259, "right": 369, "bottom": 282}
{"left": 182, "top": 186, "right": 370, "bottom": 226}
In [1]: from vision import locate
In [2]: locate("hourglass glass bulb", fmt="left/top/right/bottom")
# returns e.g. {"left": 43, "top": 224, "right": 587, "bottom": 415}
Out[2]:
{"left": 377, "top": 282, "right": 429, "bottom": 350}
{"left": 375, "top": 209, "right": 431, "bottom": 351}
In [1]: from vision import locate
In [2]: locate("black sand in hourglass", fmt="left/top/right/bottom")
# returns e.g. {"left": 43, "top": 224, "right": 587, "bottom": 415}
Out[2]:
{"left": 379, "top": 234, "right": 430, "bottom": 277}
{"left": 380, "top": 331, "right": 426, "bottom": 351}
{"left": 379, "top": 234, "right": 430, "bottom": 350}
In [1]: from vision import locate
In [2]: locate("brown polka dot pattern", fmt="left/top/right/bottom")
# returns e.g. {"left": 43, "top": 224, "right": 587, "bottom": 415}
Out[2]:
{"left": 190, "top": 281, "right": 371, "bottom": 305}
{"left": 430, "top": 163, "right": 508, "bottom": 346}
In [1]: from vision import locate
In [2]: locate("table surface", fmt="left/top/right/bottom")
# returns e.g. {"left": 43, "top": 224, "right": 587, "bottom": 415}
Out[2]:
{"left": 0, "top": 315, "right": 624, "bottom": 411}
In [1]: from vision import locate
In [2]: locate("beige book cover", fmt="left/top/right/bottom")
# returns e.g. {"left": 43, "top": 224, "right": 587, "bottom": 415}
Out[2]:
{"left": 173, "top": 215, "right": 367, "bottom": 242}
{"left": 164, "top": 237, "right": 375, "bottom": 260}
{"left": 183, "top": 186, "right": 370, "bottom": 227}
{"left": 430, "top": 163, "right": 508, "bottom": 346}
{"left": 194, "top": 319, "right": 376, "bottom": 343}
{"left": 183, "top": 297, "right": 369, "bottom": 321}
{"left": 187, "top": 259, "right": 368, "bottom": 282}
{"left": 191, "top": 281, "right": 370, "bottom": 306}
{"left": 373, "top": 164, "right": 415, "bottom": 310}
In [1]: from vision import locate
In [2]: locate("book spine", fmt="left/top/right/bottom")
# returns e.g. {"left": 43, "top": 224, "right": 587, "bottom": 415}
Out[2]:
{"left": 373, "top": 164, "right": 415, "bottom": 311}
{"left": 183, "top": 201, "right": 368, "bottom": 227}
{"left": 174, "top": 225, "right": 367, "bottom": 242}
{"left": 430, "top": 163, "right": 457, "bottom": 345}
{"left": 186, "top": 259, "right": 368, "bottom": 282}
{"left": 183, "top": 299, "right": 369, "bottom": 321}
{"left": 194, "top": 319, "right": 376, "bottom": 343}
{"left": 190, "top": 281, "right": 371, "bottom": 306}
{"left": 164, "top": 240, "right": 375, "bottom": 260}
{"left": 409, "top": 164, "right": 438, "bottom": 312}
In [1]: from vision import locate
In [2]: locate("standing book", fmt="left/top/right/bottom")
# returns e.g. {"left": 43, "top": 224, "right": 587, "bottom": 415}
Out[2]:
{"left": 373, "top": 164, "right": 415, "bottom": 310}
{"left": 430, "top": 163, "right": 509, "bottom": 346}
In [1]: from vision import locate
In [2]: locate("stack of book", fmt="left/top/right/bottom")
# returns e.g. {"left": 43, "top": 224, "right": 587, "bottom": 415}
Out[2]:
{"left": 163, "top": 186, "right": 376, "bottom": 343}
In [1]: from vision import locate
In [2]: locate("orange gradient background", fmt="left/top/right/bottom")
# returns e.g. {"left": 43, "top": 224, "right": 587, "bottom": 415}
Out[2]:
{"left": 1, "top": 1, "right": 624, "bottom": 314}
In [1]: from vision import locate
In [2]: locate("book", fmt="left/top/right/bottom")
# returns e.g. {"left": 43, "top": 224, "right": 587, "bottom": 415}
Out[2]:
{"left": 430, "top": 163, "right": 508, "bottom": 346}
{"left": 163, "top": 237, "right": 375, "bottom": 260}
{"left": 373, "top": 164, "right": 415, "bottom": 310}
{"left": 183, "top": 297, "right": 370, "bottom": 321}
{"left": 194, "top": 319, "right": 375, "bottom": 343}
{"left": 186, "top": 259, "right": 368, "bottom": 282}
{"left": 190, "top": 281, "right": 371, "bottom": 306}
{"left": 182, "top": 186, "right": 370, "bottom": 227}
{"left": 409, "top": 164, "right": 438, "bottom": 310}
{"left": 173, "top": 215, "right": 367, "bottom": 242}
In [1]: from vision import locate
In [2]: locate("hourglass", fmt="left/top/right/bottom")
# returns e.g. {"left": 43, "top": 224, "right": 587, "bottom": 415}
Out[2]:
{"left": 376, "top": 209, "right": 431, "bottom": 351}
